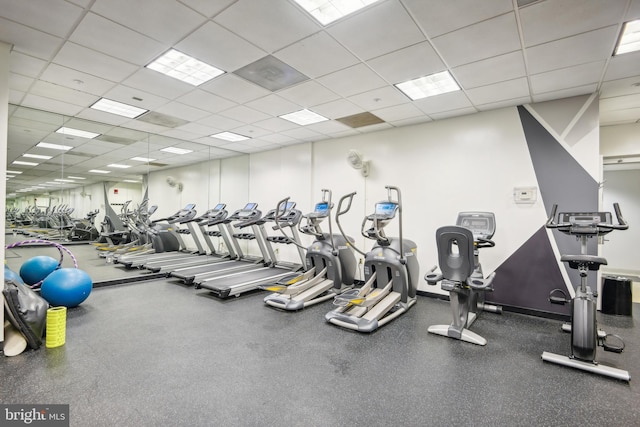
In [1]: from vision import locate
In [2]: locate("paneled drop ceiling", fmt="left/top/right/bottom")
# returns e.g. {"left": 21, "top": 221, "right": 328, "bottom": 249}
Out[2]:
{"left": 3, "top": 0, "right": 640, "bottom": 194}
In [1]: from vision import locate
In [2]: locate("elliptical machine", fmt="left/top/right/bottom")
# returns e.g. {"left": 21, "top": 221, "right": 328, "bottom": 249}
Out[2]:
{"left": 424, "top": 212, "right": 500, "bottom": 346}
{"left": 543, "top": 203, "right": 630, "bottom": 381}
{"left": 325, "top": 186, "right": 419, "bottom": 333}
{"left": 261, "top": 190, "right": 357, "bottom": 310}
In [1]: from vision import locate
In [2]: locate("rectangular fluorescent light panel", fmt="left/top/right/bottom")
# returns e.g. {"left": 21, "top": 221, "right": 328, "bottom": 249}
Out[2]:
{"left": 6, "top": 170, "right": 22, "bottom": 174}
{"left": 395, "top": 71, "right": 460, "bottom": 100}
{"left": 147, "top": 49, "right": 225, "bottom": 86}
{"left": 67, "top": 176, "right": 85, "bottom": 180}
{"left": 90, "top": 98, "right": 148, "bottom": 118}
{"left": 36, "top": 142, "right": 72, "bottom": 151}
{"left": 210, "top": 132, "right": 250, "bottom": 142}
{"left": 108, "top": 164, "right": 131, "bottom": 169}
{"left": 123, "top": 179, "right": 140, "bottom": 183}
{"left": 12, "top": 161, "right": 39, "bottom": 166}
{"left": 54, "top": 179, "right": 75, "bottom": 183}
{"left": 279, "top": 109, "right": 329, "bottom": 125}
{"left": 131, "top": 157, "right": 156, "bottom": 162}
{"left": 89, "top": 169, "right": 111, "bottom": 174}
{"left": 294, "top": 0, "right": 381, "bottom": 25}
{"left": 614, "top": 19, "right": 640, "bottom": 55}
{"left": 56, "top": 127, "right": 100, "bottom": 139}
{"left": 22, "top": 154, "right": 53, "bottom": 160}
{"left": 161, "top": 147, "right": 193, "bottom": 155}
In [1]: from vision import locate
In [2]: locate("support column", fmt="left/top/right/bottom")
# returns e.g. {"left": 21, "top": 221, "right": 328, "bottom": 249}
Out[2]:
{"left": 1, "top": 41, "right": 12, "bottom": 351}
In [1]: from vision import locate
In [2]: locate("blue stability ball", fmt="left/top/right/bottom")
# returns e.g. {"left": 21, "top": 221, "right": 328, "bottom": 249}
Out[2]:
{"left": 40, "top": 268, "right": 93, "bottom": 308}
{"left": 4, "top": 264, "right": 24, "bottom": 284}
{"left": 19, "top": 256, "right": 59, "bottom": 285}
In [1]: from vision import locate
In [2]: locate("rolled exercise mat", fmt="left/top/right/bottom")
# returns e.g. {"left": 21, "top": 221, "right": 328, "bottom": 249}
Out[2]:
{"left": 45, "top": 306, "right": 67, "bottom": 348}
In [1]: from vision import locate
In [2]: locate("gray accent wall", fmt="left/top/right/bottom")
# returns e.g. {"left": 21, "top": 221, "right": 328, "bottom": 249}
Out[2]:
{"left": 488, "top": 105, "right": 599, "bottom": 316}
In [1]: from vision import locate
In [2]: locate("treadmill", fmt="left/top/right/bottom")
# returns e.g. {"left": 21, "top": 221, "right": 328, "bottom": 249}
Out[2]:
{"left": 115, "top": 203, "right": 199, "bottom": 268}
{"left": 195, "top": 201, "right": 306, "bottom": 298}
{"left": 144, "top": 204, "right": 236, "bottom": 273}
{"left": 169, "top": 203, "right": 268, "bottom": 284}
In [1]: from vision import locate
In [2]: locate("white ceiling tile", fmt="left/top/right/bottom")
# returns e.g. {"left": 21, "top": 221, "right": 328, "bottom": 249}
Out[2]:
{"left": 176, "top": 89, "right": 237, "bottom": 114}
{"left": 604, "top": 51, "right": 640, "bottom": 82}
{"left": 21, "top": 94, "right": 85, "bottom": 117}
{"left": 274, "top": 31, "right": 359, "bottom": 78}
{"left": 200, "top": 73, "right": 271, "bottom": 104}
{"left": 371, "top": 103, "right": 424, "bottom": 122}
{"left": 253, "top": 117, "right": 301, "bottom": 133}
{"left": 281, "top": 127, "right": 322, "bottom": 141}
{"left": 75, "top": 108, "right": 133, "bottom": 126}
{"left": 119, "top": 119, "right": 171, "bottom": 134}
{"left": 466, "top": 77, "right": 530, "bottom": 105}
{"left": 69, "top": 13, "right": 165, "bottom": 65}
{"left": 403, "top": 0, "right": 513, "bottom": 38}
{"left": 8, "top": 52, "right": 48, "bottom": 78}
{"left": 278, "top": 80, "right": 340, "bottom": 107}
{"left": 0, "top": 0, "right": 84, "bottom": 38}
{"left": 526, "top": 26, "right": 619, "bottom": 74}
{"left": 53, "top": 42, "right": 139, "bottom": 83}
{"left": 258, "top": 133, "right": 296, "bottom": 144}
{"left": 317, "top": 63, "right": 386, "bottom": 97}
{"left": 530, "top": 61, "right": 605, "bottom": 94}
{"left": 1, "top": 18, "right": 64, "bottom": 60}
{"left": 159, "top": 128, "right": 201, "bottom": 141}
{"left": 347, "top": 86, "right": 408, "bottom": 111}
{"left": 367, "top": 41, "right": 445, "bottom": 84}
{"left": 429, "top": 107, "right": 477, "bottom": 121}
{"left": 475, "top": 97, "right": 531, "bottom": 111}
{"left": 227, "top": 125, "right": 271, "bottom": 139}
{"left": 431, "top": 13, "right": 521, "bottom": 67}
{"left": 9, "top": 74, "right": 34, "bottom": 93}
{"left": 519, "top": 0, "right": 628, "bottom": 47}
{"left": 218, "top": 105, "right": 271, "bottom": 124}
{"left": 28, "top": 82, "right": 98, "bottom": 111}
{"left": 531, "top": 84, "right": 598, "bottom": 103}
{"left": 311, "top": 99, "right": 365, "bottom": 119}
{"left": 414, "top": 91, "right": 474, "bottom": 115}
{"left": 600, "top": 93, "right": 640, "bottom": 112}
{"left": 327, "top": 0, "right": 425, "bottom": 60}
{"left": 154, "top": 101, "right": 211, "bottom": 122}
{"left": 452, "top": 51, "right": 526, "bottom": 89}
{"left": 600, "top": 107, "right": 640, "bottom": 126}
{"left": 91, "top": 0, "right": 207, "bottom": 44}
{"left": 40, "top": 63, "right": 116, "bottom": 97}
{"left": 600, "top": 76, "right": 640, "bottom": 99}
{"left": 196, "top": 114, "right": 244, "bottom": 130}
{"left": 103, "top": 85, "right": 170, "bottom": 111}
{"left": 356, "top": 122, "right": 393, "bottom": 133}
{"left": 175, "top": 121, "right": 222, "bottom": 137}
{"left": 178, "top": 0, "right": 237, "bottom": 18}
{"left": 388, "top": 116, "right": 432, "bottom": 127}
{"left": 214, "top": 0, "right": 319, "bottom": 53}
{"left": 175, "top": 21, "right": 266, "bottom": 72}
{"left": 306, "top": 120, "right": 351, "bottom": 135}
{"left": 245, "top": 95, "right": 301, "bottom": 116}
{"left": 123, "top": 68, "right": 195, "bottom": 100}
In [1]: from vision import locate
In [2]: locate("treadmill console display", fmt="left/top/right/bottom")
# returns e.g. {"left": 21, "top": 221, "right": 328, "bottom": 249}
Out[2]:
{"left": 213, "top": 203, "right": 225, "bottom": 211}
{"left": 314, "top": 202, "right": 329, "bottom": 214}
{"left": 278, "top": 201, "right": 295, "bottom": 213}
{"left": 375, "top": 202, "right": 398, "bottom": 218}
{"left": 243, "top": 203, "right": 257, "bottom": 211}
{"left": 185, "top": 203, "right": 195, "bottom": 210}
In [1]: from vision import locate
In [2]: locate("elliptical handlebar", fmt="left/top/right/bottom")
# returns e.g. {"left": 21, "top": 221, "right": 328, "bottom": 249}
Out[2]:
{"left": 476, "top": 237, "right": 495, "bottom": 249}
{"left": 273, "top": 196, "right": 307, "bottom": 251}
{"left": 611, "top": 202, "right": 629, "bottom": 230}
{"left": 386, "top": 185, "right": 405, "bottom": 265}
{"left": 336, "top": 192, "right": 367, "bottom": 257}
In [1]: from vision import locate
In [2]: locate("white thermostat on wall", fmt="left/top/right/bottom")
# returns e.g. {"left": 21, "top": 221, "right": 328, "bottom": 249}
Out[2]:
{"left": 514, "top": 186, "right": 537, "bottom": 204}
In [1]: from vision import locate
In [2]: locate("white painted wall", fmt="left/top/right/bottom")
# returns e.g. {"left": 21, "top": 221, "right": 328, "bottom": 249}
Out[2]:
{"left": 601, "top": 122, "right": 640, "bottom": 157}
{"left": 601, "top": 169, "right": 640, "bottom": 275}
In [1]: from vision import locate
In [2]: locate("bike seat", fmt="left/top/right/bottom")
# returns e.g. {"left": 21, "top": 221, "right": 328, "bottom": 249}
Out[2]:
{"left": 560, "top": 254, "right": 607, "bottom": 271}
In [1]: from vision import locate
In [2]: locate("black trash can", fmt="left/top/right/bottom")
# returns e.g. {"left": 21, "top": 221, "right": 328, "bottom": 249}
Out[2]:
{"left": 601, "top": 276, "right": 633, "bottom": 316}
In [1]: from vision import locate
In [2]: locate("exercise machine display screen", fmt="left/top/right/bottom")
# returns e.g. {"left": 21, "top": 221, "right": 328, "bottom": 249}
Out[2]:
{"left": 560, "top": 213, "right": 609, "bottom": 225}
{"left": 213, "top": 203, "right": 225, "bottom": 211}
{"left": 185, "top": 204, "right": 195, "bottom": 210}
{"left": 375, "top": 202, "right": 398, "bottom": 218}
{"left": 314, "top": 202, "right": 329, "bottom": 214}
{"left": 460, "top": 218, "right": 490, "bottom": 233}
{"left": 243, "top": 203, "right": 257, "bottom": 211}
{"left": 278, "top": 201, "right": 295, "bottom": 213}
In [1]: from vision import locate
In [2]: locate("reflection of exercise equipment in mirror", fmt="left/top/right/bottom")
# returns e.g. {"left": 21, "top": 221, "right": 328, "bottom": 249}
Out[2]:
{"left": 424, "top": 212, "right": 500, "bottom": 346}
{"left": 325, "top": 186, "right": 419, "bottom": 333}
{"left": 261, "top": 189, "right": 357, "bottom": 310}
{"left": 543, "top": 203, "right": 630, "bottom": 381}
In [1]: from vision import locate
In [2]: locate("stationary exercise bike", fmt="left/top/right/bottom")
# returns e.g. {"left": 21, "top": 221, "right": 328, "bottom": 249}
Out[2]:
{"left": 424, "top": 212, "right": 500, "bottom": 346}
{"left": 543, "top": 203, "right": 630, "bottom": 381}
